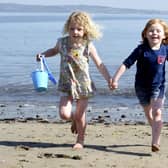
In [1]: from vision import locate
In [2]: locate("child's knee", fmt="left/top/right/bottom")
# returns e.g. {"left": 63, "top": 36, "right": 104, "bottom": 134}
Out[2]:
{"left": 152, "top": 109, "right": 162, "bottom": 120}
{"left": 59, "top": 111, "right": 71, "bottom": 120}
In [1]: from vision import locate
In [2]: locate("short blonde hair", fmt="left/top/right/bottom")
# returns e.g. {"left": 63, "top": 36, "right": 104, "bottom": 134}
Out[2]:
{"left": 141, "top": 18, "right": 168, "bottom": 44}
{"left": 63, "top": 11, "right": 102, "bottom": 41}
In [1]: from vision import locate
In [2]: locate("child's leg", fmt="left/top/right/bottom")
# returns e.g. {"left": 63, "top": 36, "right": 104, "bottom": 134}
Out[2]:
{"left": 71, "top": 114, "right": 77, "bottom": 134}
{"left": 142, "top": 105, "right": 153, "bottom": 126}
{"left": 59, "top": 96, "right": 73, "bottom": 120}
{"left": 135, "top": 86, "right": 153, "bottom": 126}
{"left": 59, "top": 96, "right": 77, "bottom": 133}
{"left": 73, "top": 98, "right": 88, "bottom": 149}
{"left": 151, "top": 98, "right": 163, "bottom": 148}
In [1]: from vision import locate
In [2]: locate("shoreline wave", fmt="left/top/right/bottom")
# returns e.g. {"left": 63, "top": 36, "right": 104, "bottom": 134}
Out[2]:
{"left": 0, "top": 83, "right": 136, "bottom": 96}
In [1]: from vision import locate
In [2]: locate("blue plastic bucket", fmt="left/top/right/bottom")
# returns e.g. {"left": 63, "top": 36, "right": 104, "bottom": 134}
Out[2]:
{"left": 31, "top": 70, "right": 48, "bottom": 92}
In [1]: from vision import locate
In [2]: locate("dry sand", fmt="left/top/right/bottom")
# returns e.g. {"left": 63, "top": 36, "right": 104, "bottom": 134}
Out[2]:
{"left": 0, "top": 121, "right": 168, "bottom": 168}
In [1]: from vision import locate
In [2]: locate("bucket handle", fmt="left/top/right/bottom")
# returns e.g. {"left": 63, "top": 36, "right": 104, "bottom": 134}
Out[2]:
{"left": 39, "top": 55, "right": 45, "bottom": 71}
{"left": 39, "top": 54, "right": 57, "bottom": 85}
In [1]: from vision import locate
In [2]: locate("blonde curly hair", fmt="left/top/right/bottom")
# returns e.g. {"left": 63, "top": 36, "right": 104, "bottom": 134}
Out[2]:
{"left": 63, "top": 11, "right": 102, "bottom": 41}
{"left": 141, "top": 18, "right": 168, "bottom": 45}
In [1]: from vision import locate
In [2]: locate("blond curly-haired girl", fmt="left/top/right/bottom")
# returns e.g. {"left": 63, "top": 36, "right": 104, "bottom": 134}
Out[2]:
{"left": 36, "top": 11, "right": 111, "bottom": 149}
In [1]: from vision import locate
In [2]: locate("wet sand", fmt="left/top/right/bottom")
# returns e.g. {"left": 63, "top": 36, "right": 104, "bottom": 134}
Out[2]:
{"left": 0, "top": 120, "right": 168, "bottom": 168}
{"left": 0, "top": 101, "right": 168, "bottom": 168}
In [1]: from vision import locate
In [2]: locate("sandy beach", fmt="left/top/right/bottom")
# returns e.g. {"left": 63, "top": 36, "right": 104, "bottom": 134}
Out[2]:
{"left": 0, "top": 100, "right": 168, "bottom": 168}
{"left": 0, "top": 120, "right": 168, "bottom": 168}
{"left": 1, "top": 5, "right": 168, "bottom": 168}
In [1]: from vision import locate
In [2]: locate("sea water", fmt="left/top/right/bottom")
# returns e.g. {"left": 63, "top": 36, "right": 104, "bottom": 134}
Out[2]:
{"left": 1, "top": 11, "right": 168, "bottom": 109}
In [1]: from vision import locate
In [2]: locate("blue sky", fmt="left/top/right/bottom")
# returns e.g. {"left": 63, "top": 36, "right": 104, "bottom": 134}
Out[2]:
{"left": 0, "top": 0, "right": 167, "bottom": 11}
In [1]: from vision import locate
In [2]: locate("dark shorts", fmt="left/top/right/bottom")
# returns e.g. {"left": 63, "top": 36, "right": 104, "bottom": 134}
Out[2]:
{"left": 135, "top": 85, "right": 165, "bottom": 106}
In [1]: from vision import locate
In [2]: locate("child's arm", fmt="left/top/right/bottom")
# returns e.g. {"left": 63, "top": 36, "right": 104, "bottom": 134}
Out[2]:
{"left": 36, "top": 42, "right": 60, "bottom": 61}
{"left": 89, "top": 43, "right": 111, "bottom": 84}
{"left": 111, "top": 64, "right": 127, "bottom": 89}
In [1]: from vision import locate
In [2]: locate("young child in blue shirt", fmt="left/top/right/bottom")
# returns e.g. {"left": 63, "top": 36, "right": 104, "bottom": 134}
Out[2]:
{"left": 111, "top": 18, "right": 168, "bottom": 152}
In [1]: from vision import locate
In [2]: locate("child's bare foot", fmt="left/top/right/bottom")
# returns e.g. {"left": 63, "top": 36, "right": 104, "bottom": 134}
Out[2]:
{"left": 73, "top": 143, "right": 83, "bottom": 149}
{"left": 71, "top": 120, "right": 77, "bottom": 134}
{"left": 151, "top": 144, "right": 160, "bottom": 152}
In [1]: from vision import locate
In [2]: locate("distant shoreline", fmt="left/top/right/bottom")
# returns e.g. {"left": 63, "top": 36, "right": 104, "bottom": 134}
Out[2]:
{"left": 0, "top": 3, "right": 168, "bottom": 14}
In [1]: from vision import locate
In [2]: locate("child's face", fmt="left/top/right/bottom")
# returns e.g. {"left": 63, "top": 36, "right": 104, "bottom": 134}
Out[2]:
{"left": 145, "top": 23, "right": 165, "bottom": 48}
{"left": 68, "top": 22, "right": 85, "bottom": 42}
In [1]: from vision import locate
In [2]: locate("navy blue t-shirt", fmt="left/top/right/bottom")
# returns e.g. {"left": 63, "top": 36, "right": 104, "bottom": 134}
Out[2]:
{"left": 123, "top": 43, "right": 168, "bottom": 89}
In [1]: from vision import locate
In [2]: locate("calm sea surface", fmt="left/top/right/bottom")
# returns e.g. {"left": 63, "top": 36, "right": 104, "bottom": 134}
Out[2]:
{"left": 1, "top": 12, "right": 168, "bottom": 107}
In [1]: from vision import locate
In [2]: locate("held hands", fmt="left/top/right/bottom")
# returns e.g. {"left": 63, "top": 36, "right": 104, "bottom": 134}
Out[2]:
{"left": 108, "top": 77, "right": 118, "bottom": 90}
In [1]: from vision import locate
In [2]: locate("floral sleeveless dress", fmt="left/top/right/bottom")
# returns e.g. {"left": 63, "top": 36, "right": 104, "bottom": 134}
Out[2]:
{"left": 57, "top": 36, "right": 96, "bottom": 99}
